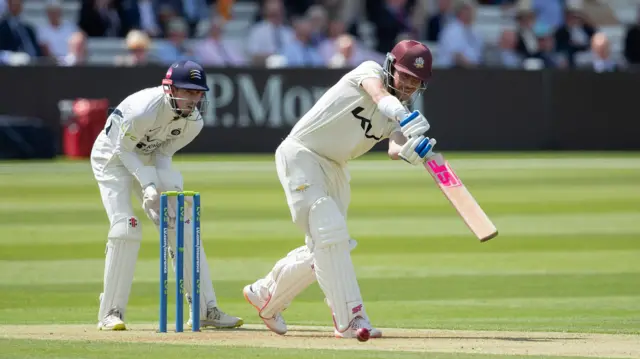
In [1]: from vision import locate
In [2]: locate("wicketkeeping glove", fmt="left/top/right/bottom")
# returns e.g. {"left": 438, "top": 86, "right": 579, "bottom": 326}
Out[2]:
{"left": 157, "top": 168, "right": 191, "bottom": 220}
{"left": 142, "top": 184, "right": 176, "bottom": 228}
{"left": 399, "top": 135, "right": 436, "bottom": 165}
{"left": 400, "top": 110, "right": 430, "bottom": 138}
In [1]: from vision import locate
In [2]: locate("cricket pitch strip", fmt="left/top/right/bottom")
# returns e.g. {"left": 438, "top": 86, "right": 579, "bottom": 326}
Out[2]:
{"left": 0, "top": 324, "right": 638, "bottom": 358}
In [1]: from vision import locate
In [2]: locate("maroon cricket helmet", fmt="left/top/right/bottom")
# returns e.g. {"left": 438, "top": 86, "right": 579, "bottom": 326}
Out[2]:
{"left": 391, "top": 40, "right": 433, "bottom": 83}
{"left": 383, "top": 40, "right": 433, "bottom": 103}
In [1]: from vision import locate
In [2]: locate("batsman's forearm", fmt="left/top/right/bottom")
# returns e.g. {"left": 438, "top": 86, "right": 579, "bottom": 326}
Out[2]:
{"left": 360, "top": 78, "right": 409, "bottom": 121}
{"left": 387, "top": 132, "right": 407, "bottom": 160}
{"left": 388, "top": 148, "right": 402, "bottom": 160}
{"left": 377, "top": 95, "right": 410, "bottom": 122}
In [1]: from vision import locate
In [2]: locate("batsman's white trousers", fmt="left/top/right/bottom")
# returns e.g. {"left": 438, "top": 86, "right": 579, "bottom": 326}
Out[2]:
{"left": 276, "top": 137, "right": 351, "bottom": 239}
{"left": 253, "top": 137, "right": 367, "bottom": 323}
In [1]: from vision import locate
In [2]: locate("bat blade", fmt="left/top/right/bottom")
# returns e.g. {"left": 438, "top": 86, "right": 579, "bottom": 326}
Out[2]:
{"left": 424, "top": 153, "right": 498, "bottom": 242}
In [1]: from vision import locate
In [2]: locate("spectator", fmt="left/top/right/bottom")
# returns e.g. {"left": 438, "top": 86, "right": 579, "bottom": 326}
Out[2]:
{"left": 368, "top": 0, "right": 415, "bottom": 54}
{"left": 514, "top": 0, "right": 539, "bottom": 59}
{"left": 37, "top": 0, "right": 77, "bottom": 61}
{"left": 136, "top": 0, "right": 161, "bottom": 37}
{"left": 623, "top": 5, "right": 640, "bottom": 70}
{"left": 118, "top": 0, "right": 141, "bottom": 36}
{"left": 0, "top": 0, "right": 44, "bottom": 59}
{"left": 246, "top": 0, "right": 294, "bottom": 66}
{"left": 554, "top": 0, "right": 596, "bottom": 68}
{"left": 436, "top": 0, "right": 484, "bottom": 68}
{"left": 589, "top": 32, "right": 623, "bottom": 73}
{"left": 194, "top": 16, "right": 246, "bottom": 67}
{"left": 528, "top": 22, "right": 566, "bottom": 69}
{"left": 282, "top": 16, "right": 323, "bottom": 67}
{"left": 319, "top": 19, "right": 346, "bottom": 62}
{"left": 326, "top": 33, "right": 381, "bottom": 68}
{"left": 160, "top": 0, "right": 209, "bottom": 37}
{"left": 283, "top": 0, "right": 315, "bottom": 20}
{"left": 327, "top": 34, "right": 354, "bottom": 68}
{"left": 486, "top": 28, "right": 523, "bottom": 68}
{"left": 319, "top": 19, "right": 386, "bottom": 67}
{"left": 320, "top": 0, "right": 347, "bottom": 20}
{"left": 341, "top": 0, "right": 365, "bottom": 35}
{"left": 60, "top": 31, "right": 88, "bottom": 66}
{"left": 78, "top": 0, "right": 122, "bottom": 37}
{"left": 156, "top": 4, "right": 177, "bottom": 38}
{"left": 114, "top": 29, "right": 156, "bottom": 66}
{"left": 306, "top": 4, "right": 328, "bottom": 46}
{"left": 496, "top": 0, "right": 520, "bottom": 17}
{"left": 254, "top": 0, "right": 314, "bottom": 22}
{"left": 426, "top": 0, "right": 454, "bottom": 42}
{"left": 532, "top": 0, "right": 564, "bottom": 31}
{"left": 154, "top": 17, "right": 196, "bottom": 65}
{"left": 477, "top": 0, "right": 516, "bottom": 4}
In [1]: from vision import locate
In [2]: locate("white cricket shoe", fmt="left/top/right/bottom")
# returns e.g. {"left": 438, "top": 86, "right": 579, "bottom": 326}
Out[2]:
{"left": 187, "top": 307, "right": 244, "bottom": 329}
{"left": 334, "top": 316, "right": 383, "bottom": 339}
{"left": 243, "top": 284, "right": 288, "bottom": 335}
{"left": 97, "top": 309, "right": 126, "bottom": 331}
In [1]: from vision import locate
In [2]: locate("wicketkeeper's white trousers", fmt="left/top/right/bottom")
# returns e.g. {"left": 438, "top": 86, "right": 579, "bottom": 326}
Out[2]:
{"left": 90, "top": 133, "right": 217, "bottom": 323}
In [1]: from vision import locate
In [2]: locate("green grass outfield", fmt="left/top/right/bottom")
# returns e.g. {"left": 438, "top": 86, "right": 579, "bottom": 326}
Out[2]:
{"left": 0, "top": 152, "right": 639, "bottom": 359}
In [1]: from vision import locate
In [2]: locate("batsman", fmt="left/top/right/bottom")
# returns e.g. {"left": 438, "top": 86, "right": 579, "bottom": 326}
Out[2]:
{"left": 90, "top": 60, "right": 243, "bottom": 331}
{"left": 243, "top": 40, "right": 436, "bottom": 339}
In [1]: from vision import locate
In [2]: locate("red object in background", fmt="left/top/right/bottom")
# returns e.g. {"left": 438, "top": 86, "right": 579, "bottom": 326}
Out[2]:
{"left": 63, "top": 98, "right": 109, "bottom": 159}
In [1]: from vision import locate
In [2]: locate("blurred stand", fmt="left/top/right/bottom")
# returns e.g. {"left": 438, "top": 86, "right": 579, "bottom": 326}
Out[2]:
{"left": 0, "top": 115, "right": 56, "bottom": 159}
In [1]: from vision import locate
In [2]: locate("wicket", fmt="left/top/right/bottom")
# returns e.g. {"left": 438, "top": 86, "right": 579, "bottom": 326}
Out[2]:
{"left": 159, "top": 191, "right": 201, "bottom": 333}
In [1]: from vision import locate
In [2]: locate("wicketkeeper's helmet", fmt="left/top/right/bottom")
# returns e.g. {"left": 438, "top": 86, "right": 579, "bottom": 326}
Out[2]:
{"left": 162, "top": 60, "right": 209, "bottom": 118}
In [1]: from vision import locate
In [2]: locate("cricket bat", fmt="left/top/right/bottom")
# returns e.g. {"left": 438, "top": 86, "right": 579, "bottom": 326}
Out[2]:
{"left": 424, "top": 153, "right": 498, "bottom": 242}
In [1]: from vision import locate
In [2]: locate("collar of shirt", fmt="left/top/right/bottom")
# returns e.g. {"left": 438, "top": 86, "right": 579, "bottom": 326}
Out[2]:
{"left": 593, "top": 58, "right": 615, "bottom": 72}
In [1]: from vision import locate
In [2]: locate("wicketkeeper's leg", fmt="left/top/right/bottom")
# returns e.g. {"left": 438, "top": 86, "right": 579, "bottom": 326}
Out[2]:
{"left": 134, "top": 168, "right": 242, "bottom": 328}
{"left": 95, "top": 175, "right": 141, "bottom": 331}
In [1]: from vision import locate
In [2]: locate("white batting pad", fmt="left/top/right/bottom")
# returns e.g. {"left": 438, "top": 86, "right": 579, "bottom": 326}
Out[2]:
{"left": 258, "top": 245, "right": 316, "bottom": 318}
{"left": 164, "top": 211, "right": 217, "bottom": 318}
{"left": 98, "top": 214, "right": 142, "bottom": 321}
{"left": 308, "top": 197, "right": 365, "bottom": 332}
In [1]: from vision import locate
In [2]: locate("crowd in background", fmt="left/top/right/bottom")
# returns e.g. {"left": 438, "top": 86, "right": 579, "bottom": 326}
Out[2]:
{"left": 0, "top": 0, "right": 639, "bottom": 72}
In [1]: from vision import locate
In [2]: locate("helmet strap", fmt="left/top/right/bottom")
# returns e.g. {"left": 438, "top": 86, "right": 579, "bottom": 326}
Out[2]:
{"left": 388, "top": 69, "right": 398, "bottom": 99}
{"left": 163, "top": 83, "right": 188, "bottom": 117}
{"left": 383, "top": 53, "right": 397, "bottom": 98}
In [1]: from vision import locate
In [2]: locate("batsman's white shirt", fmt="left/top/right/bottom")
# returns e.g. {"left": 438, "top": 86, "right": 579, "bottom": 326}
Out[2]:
{"left": 278, "top": 61, "right": 402, "bottom": 234}
{"left": 91, "top": 85, "right": 203, "bottom": 222}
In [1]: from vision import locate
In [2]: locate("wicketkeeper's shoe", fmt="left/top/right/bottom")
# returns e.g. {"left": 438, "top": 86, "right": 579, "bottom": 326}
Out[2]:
{"left": 243, "top": 284, "right": 288, "bottom": 335}
{"left": 187, "top": 307, "right": 244, "bottom": 329}
{"left": 97, "top": 309, "right": 126, "bottom": 331}
{"left": 334, "top": 316, "right": 383, "bottom": 339}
